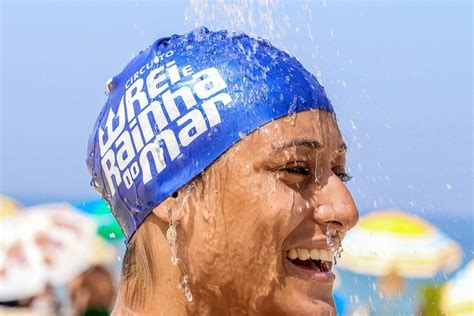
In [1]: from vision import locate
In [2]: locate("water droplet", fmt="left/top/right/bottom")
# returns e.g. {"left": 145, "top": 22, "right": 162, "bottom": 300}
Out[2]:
{"left": 171, "top": 256, "right": 179, "bottom": 266}
{"left": 349, "top": 120, "right": 357, "bottom": 130}
{"left": 105, "top": 78, "right": 113, "bottom": 96}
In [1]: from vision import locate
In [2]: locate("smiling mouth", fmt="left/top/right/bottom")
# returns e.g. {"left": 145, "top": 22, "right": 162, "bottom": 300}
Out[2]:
{"left": 289, "top": 258, "right": 333, "bottom": 273}
{"left": 283, "top": 248, "right": 335, "bottom": 282}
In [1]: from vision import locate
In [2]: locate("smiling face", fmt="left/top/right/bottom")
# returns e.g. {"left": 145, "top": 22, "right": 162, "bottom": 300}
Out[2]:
{"left": 178, "top": 109, "right": 359, "bottom": 314}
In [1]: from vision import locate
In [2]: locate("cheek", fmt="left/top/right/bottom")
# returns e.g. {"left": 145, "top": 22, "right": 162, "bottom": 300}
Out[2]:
{"left": 228, "top": 170, "right": 295, "bottom": 224}
{"left": 224, "top": 172, "right": 298, "bottom": 268}
{"left": 183, "top": 159, "right": 303, "bottom": 304}
{"left": 216, "top": 172, "right": 298, "bottom": 306}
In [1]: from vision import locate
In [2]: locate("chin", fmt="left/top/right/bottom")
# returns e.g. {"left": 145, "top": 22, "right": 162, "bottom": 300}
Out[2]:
{"left": 293, "top": 299, "right": 335, "bottom": 315}
{"left": 265, "top": 252, "right": 337, "bottom": 315}
{"left": 261, "top": 281, "right": 337, "bottom": 315}
{"left": 261, "top": 298, "right": 336, "bottom": 316}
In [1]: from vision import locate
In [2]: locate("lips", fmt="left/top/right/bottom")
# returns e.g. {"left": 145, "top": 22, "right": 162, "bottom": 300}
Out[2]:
{"left": 283, "top": 247, "right": 336, "bottom": 283}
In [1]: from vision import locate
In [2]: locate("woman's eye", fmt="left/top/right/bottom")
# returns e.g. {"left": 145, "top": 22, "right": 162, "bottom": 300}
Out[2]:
{"left": 281, "top": 166, "right": 311, "bottom": 176}
{"left": 272, "top": 163, "right": 312, "bottom": 185}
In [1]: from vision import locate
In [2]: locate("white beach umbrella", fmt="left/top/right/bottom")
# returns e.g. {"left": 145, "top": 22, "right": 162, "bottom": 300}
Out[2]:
{"left": 0, "top": 204, "right": 99, "bottom": 301}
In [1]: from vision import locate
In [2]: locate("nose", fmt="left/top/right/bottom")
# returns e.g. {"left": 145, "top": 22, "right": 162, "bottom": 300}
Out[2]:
{"left": 312, "top": 174, "right": 359, "bottom": 232}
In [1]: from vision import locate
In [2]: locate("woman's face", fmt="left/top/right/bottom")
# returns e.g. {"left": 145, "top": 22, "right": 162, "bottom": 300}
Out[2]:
{"left": 180, "top": 109, "right": 359, "bottom": 314}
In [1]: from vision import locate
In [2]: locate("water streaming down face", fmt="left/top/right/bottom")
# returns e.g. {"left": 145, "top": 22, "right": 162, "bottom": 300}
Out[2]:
{"left": 170, "top": 110, "right": 358, "bottom": 314}
{"left": 167, "top": 184, "right": 195, "bottom": 301}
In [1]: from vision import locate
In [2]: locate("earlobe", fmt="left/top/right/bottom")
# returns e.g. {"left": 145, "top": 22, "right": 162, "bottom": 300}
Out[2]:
{"left": 152, "top": 200, "right": 178, "bottom": 223}
{"left": 151, "top": 196, "right": 183, "bottom": 223}
{"left": 152, "top": 206, "right": 169, "bottom": 223}
{"left": 152, "top": 184, "right": 194, "bottom": 224}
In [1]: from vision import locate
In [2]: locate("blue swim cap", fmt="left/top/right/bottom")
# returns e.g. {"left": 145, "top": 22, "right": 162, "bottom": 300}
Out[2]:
{"left": 87, "top": 28, "right": 334, "bottom": 242}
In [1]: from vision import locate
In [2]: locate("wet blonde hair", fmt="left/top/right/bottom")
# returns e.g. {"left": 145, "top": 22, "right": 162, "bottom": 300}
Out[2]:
{"left": 120, "top": 217, "right": 161, "bottom": 308}
{"left": 119, "top": 173, "right": 208, "bottom": 308}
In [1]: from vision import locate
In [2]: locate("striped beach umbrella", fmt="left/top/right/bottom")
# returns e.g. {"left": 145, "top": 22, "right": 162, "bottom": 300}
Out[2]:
{"left": 0, "top": 204, "right": 116, "bottom": 301}
{"left": 338, "top": 209, "right": 461, "bottom": 278}
{"left": 441, "top": 260, "right": 474, "bottom": 315}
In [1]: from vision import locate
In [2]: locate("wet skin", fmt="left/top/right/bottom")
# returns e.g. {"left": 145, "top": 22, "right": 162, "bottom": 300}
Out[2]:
{"left": 116, "top": 109, "right": 359, "bottom": 315}
{"left": 160, "top": 109, "right": 359, "bottom": 315}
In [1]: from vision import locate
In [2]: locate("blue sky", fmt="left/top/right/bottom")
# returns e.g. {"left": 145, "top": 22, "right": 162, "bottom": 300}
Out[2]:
{"left": 1, "top": 0, "right": 472, "bottom": 221}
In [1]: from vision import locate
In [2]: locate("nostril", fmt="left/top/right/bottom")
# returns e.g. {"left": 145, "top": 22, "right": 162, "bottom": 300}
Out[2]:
{"left": 325, "top": 220, "right": 344, "bottom": 228}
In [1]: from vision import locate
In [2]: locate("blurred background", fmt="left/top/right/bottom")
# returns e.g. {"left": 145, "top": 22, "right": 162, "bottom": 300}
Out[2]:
{"left": 1, "top": 0, "right": 472, "bottom": 315}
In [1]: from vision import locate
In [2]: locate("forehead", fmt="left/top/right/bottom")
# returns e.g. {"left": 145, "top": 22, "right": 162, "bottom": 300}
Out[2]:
{"left": 248, "top": 110, "right": 343, "bottom": 153}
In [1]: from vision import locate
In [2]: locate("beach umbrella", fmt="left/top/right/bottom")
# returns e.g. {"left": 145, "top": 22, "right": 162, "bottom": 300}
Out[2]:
{"left": 338, "top": 209, "right": 461, "bottom": 299}
{"left": 0, "top": 195, "right": 22, "bottom": 221}
{"left": 0, "top": 203, "right": 115, "bottom": 301}
{"left": 73, "top": 200, "right": 124, "bottom": 241}
{"left": 339, "top": 209, "right": 461, "bottom": 278}
{"left": 441, "top": 260, "right": 474, "bottom": 315}
{"left": 0, "top": 232, "right": 46, "bottom": 302}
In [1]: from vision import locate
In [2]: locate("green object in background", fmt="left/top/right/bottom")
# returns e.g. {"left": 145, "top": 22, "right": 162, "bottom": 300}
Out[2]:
{"left": 74, "top": 200, "right": 124, "bottom": 241}
{"left": 83, "top": 308, "right": 110, "bottom": 316}
{"left": 417, "top": 284, "right": 442, "bottom": 316}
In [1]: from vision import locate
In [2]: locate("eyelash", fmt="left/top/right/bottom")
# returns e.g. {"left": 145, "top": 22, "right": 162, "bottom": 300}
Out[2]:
{"left": 334, "top": 171, "right": 353, "bottom": 183}
{"left": 282, "top": 166, "right": 312, "bottom": 176}
{"left": 280, "top": 166, "right": 353, "bottom": 183}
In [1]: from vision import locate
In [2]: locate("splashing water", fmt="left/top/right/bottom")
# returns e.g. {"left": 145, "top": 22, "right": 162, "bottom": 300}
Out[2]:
{"left": 180, "top": 275, "right": 193, "bottom": 302}
{"left": 286, "top": 95, "right": 298, "bottom": 126}
{"left": 181, "top": 0, "right": 376, "bottom": 311}
{"left": 185, "top": 0, "right": 289, "bottom": 50}
{"left": 326, "top": 229, "right": 343, "bottom": 264}
{"left": 167, "top": 184, "right": 196, "bottom": 301}
{"left": 326, "top": 229, "right": 336, "bottom": 248}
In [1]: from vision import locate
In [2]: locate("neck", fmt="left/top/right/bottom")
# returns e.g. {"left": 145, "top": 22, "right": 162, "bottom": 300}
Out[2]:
{"left": 111, "top": 216, "right": 230, "bottom": 315}
{"left": 112, "top": 277, "right": 232, "bottom": 316}
{"left": 113, "top": 282, "right": 187, "bottom": 315}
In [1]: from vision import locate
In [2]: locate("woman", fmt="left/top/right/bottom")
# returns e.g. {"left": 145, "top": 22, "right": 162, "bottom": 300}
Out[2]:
{"left": 87, "top": 28, "right": 359, "bottom": 315}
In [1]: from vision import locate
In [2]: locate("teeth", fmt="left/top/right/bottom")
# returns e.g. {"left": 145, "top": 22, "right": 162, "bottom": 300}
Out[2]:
{"left": 319, "top": 249, "right": 334, "bottom": 261}
{"left": 310, "top": 249, "right": 319, "bottom": 259}
{"left": 288, "top": 248, "right": 298, "bottom": 260}
{"left": 287, "top": 248, "right": 333, "bottom": 262}
{"left": 297, "top": 248, "right": 310, "bottom": 260}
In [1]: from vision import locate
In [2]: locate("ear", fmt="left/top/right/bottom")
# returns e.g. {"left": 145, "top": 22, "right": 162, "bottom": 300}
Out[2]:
{"left": 152, "top": 203, "right": 171, "bottom": 223}
{"left": 151, "top": 195, "right": 183, "bottom": 224}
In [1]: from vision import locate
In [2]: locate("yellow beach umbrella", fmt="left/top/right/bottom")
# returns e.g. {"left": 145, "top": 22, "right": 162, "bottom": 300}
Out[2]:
{"left": 338, "top": 209, "right": 462, "bottom": 279}
{"left": 441, "top": 260, "right": 474, "bottom": 315}
{"left": 0, "top": 195, "right": 22, "bottom": 220}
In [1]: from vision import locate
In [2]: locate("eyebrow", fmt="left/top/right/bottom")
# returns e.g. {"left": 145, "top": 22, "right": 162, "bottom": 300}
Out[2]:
{"left": 272, "top": 139, "right": 347, "bottom": 152}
